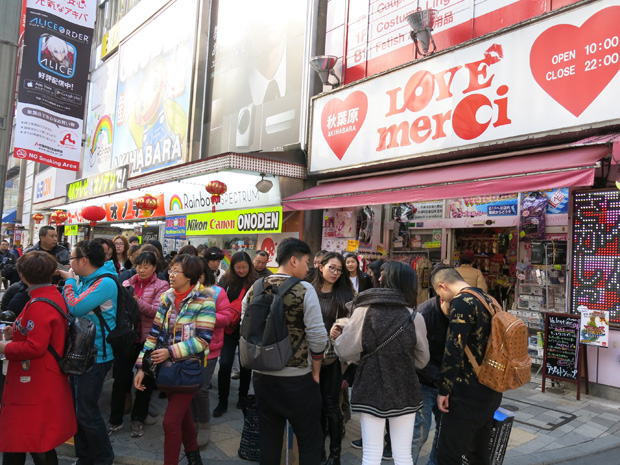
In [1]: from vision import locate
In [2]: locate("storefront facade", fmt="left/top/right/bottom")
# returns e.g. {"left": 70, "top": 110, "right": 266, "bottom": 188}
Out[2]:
{"left": 287, "top": 0, "right": 620, "bottom": 390}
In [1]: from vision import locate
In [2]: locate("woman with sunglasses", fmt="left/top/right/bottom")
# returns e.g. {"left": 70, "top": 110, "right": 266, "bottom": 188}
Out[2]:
{"left": 134, "top": 254, "right": 215, "bottom": 465}
{"left": 312, "top": 252, "right": 355, "bottom": 465}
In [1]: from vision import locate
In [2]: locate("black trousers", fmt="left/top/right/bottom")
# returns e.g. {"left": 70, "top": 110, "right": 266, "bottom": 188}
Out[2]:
{"left": 109, "top": 343, "right": 142, "bottom": 426}
{"left": 436, "top": 382, "right": 502, "bottom": 465}
{"left": 253, "top": 372, "right": 323, "bottom": 465}
{"left": 319, "top": 361, "right": 344, "bottom": 458}
{"left": 3, "top": 450, "right": 57, "bottom": 465}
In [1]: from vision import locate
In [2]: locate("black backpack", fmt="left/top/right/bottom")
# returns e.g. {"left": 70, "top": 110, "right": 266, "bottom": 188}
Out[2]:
{"left": 239, "top": 277, "right": 304, "bottom": 371}
{"left": 94, "top": 274, "right": 140, "bottom": 360}
{"left": 35, "top": 297, "right": 98, "bottom": 376}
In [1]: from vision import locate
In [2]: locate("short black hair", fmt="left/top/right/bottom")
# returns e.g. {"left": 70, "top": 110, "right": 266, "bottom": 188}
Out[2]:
{"left": 170, "top": 254, "right": 203, "bottom": 286}
{"left": 430, "top": 264, "right": 464, "bottom": 288}
{"left": 128, "top": 236, "right": 140, "bottom": 244}
{"left": 74, "top": 240, "right": 106, "bottom": 268}
{"left": 178, "top": 245, "right": 198, "bottom": 256}
{"left": 255, "top": 250, "right": 269, "bottom": 258}
{"left": 134, "top": 251, "right": 158, "bottom": 267}
{"left": 276, "top": 238, "right": 311, "bottom": 266}
{"left": 39, "top": 225, "right": 56, "bottom": 238}
{"left": 1, "top": 240, "right": 9, "bottom": 245}
{"left": 381, "top": 261, "right": 418, "bottom": 307}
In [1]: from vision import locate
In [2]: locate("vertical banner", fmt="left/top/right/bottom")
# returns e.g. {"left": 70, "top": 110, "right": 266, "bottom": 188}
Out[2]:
{"left": 112, "top": 0, "right": 197, "bottom": 176}
{"left": 13, "top": 0, "right": 96, "bottom": 171}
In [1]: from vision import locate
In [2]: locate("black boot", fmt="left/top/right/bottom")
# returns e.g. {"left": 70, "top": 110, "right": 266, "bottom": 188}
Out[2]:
{"left": 324, "top": 457, "right": 341, "bottom": 465}
{"left": 213, "top": 400, "right": 227, "bottom": 417}
{"left": 325, "top": 409, "right": 343, "bottom": 465}
{"left": 186, "top": 449, "right": 203, "bottom": 465}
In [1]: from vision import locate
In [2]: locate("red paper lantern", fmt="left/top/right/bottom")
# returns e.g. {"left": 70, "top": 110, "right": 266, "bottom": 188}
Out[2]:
{"left": 135, "top": 194, "right": 159, "bottom": 217}
{"left": 81, "top": 205, "right": 106, "bottom": 226}
{"left": 205, "top": 180, "right": 227, "bottom": 212}
{"left": 32, "top": 213, "right": 45, "bottom": 224}
{"left": 49, "top": 210, "right": 68, "bottom": 225}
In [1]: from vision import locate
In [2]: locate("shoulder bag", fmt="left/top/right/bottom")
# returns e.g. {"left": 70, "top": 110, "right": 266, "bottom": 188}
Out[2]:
{"left": 154, "top": 306, "right": 204, "bottom": 393}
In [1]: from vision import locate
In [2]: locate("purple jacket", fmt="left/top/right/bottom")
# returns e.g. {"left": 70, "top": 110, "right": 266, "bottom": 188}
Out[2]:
{"left": 123, "top": 274, "right": 170, "bottom": 342}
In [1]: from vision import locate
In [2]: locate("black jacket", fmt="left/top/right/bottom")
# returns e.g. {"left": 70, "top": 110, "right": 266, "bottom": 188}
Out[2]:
{"left": 416, "top": 296, "right": 449, "bottom": 388}
{"left": 1, "top": 282, "right": 29, "bottom": 316}
{"left": 25, "top": 242, "right": 70, "bottom": 265}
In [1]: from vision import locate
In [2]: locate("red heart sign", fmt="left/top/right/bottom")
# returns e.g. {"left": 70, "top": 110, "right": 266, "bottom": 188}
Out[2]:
{"left": 321, "top": 91, "right": 368, "bottom": 160}
{"left": 530, "top": 6, "right": 620, "bottom": 117}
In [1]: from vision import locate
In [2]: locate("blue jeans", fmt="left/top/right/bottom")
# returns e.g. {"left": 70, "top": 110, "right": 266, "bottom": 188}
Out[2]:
{"left": 412, "top": 384, "right": 441, "bottom": 465}
{"left": 71, "top": 361, "right": 114, "bottom": 465}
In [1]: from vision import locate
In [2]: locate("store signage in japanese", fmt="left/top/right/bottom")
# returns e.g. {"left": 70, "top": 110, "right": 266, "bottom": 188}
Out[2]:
{"left": 164, "top": 216, "right": 187, "bottom": 236}
{"left": 342, "top": 0, "right": 548, "bottom": 83}
{"left": 186, "top": 206, "right": 282, "bottom": 236}
{"left": 447, "top": 194, "right": 519, "bottom": 219}
{"left": 65, "top": 165, "right": 129, "bottom": 202}
{"left": 64, "top": 224, "right": 78, "bottom": 236}
{"left": 311, "top": 1, "right": 620, "bottom": 172}
{"left": 34, "top": 168, "right": 75, "bottom": 203}
{"left": 572, "top": 190, "right": 620, "bottom": 326}
{"left": 13, "top": 0, "right": 96, "bottom": 171}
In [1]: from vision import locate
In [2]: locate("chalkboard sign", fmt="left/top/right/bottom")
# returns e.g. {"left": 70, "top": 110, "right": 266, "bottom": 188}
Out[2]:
{"left": 543, "top": 313, "right": 580, "bottom": 381}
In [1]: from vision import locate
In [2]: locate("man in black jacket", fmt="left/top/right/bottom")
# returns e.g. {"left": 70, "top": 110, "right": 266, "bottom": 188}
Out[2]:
{"left": 0, "top": 241, "right": 17, "bottom": 289}
{"left": 431, "top": 265, "right": 502, "bottom": 465}
{"left": 412, "top": 295, "right": 450, "bottom": 465}
{"left": 25, "top": 226, "right": 70, "bottom": 265}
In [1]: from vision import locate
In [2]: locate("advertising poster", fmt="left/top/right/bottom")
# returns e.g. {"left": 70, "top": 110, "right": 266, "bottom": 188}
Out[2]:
{"left": 447, "top": 194, "right": 518, "bottom": 219}
{"left": 257, "top": 232, "right": 299, "bottom": 268}
{"left": 311, "top": 1, "right": 620, "bottom": 173}
{"left": 164, "top": 215, "right": 187, "bottom": 237}
{"left": 112, "top": 0, "right": 198, "bottom": 176}
{"left": 580, "top": 309, "right": 609, "bottom": 347}
{"left": 83, "top": 55, "right": 119, "bottom": 177}
{"left": 13, "top": 0, "right": 96, "bottom": 171}
{"left": 186, "top": 207, "right": 283, "bottom": 236}
{"left": 207, "top": 0, "right": 307, "bottom": 155}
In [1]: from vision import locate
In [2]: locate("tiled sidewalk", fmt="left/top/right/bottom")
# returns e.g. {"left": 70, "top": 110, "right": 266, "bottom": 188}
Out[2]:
{"left": 56, "top": 375, "right": 620, "bottom": 465}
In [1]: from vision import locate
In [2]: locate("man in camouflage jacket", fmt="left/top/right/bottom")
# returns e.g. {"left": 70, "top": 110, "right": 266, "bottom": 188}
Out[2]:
{"left": 431, "top": 265, "right": 502, "bottom": 465}
{"left": 241, "top": 238, "right": 327, "bottom": 465}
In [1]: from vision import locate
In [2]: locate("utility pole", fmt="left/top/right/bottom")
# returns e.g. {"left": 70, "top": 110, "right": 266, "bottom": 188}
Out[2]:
{"left": 0, "top": 0, "right": 23, "bottom": 227}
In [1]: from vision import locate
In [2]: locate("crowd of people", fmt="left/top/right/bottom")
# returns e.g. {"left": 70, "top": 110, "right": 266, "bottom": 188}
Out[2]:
{"left": 0, "top": 226, "right": 501, "bottom": 465}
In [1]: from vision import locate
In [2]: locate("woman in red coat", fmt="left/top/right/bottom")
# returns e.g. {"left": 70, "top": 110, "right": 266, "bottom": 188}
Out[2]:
{"left": 0, "top": 251, "right": 77, "bottom": 465}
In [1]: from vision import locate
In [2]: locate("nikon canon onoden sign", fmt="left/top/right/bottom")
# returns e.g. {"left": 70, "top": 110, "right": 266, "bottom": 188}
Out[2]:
{"left": 186, "top": 207, "right": 282, "bottom": 235}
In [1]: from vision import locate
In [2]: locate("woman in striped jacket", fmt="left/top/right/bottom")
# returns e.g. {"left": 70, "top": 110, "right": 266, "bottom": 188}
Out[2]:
{"left": 134, "top": 255, "right": 216, "bottom": 465}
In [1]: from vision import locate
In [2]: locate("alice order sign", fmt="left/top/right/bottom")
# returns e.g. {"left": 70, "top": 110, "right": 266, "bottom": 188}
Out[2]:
{"left": 186, "top": 206, "right": 282, "bottom": 236}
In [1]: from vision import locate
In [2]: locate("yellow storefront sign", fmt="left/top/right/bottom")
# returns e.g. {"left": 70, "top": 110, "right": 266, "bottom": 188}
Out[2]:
{"left": 186, "top": 206, "right": 282, "bottom": 236}
{"left": 64, "top": 225, "right": 78, "bottom": 236}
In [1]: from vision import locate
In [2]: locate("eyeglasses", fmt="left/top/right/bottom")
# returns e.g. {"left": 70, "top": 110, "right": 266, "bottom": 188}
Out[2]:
{"left": 327, "top": 265, "right": 343, "bottom": 275}
{"left": 168, "top": 269, "right": 184, "bottom": 276}
{"left": 69, "top": 256, "right": 82, "bottom": 261}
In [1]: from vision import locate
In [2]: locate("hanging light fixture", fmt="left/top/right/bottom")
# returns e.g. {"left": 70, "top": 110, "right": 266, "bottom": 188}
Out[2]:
{"left": 255, "top": 173, "right": 273, "bottom": 194}
{"left": 32, "top": 213, "right": 45, "bottom": 224}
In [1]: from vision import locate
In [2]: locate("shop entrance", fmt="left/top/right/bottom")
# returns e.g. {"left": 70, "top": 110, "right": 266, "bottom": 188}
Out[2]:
{"left": 453, "top": 227, "right": 517, "bottom": 309}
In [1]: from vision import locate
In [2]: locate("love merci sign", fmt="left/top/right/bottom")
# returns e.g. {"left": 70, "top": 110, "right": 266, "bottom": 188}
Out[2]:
{"left": 311, "top": 0, "right": 620, "bottom": 173}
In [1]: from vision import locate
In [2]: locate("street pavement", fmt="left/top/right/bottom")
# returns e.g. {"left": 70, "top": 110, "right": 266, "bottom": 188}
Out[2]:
{"left": 53, "top": 370, "right": 620, "bottom": 465}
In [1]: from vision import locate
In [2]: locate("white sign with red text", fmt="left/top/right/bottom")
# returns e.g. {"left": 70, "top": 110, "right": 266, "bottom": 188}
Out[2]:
{"left": 311, "top": 0, "right": 620, "bottom": 172}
